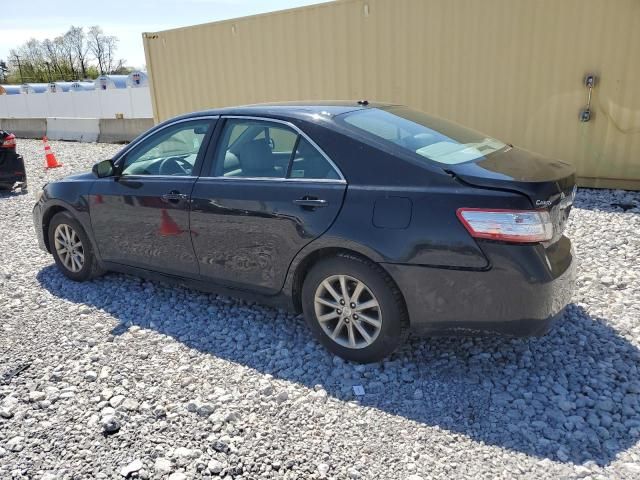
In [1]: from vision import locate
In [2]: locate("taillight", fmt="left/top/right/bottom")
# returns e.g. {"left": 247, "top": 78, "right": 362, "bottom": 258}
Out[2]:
{"left": 1, "top": 133, "right": 16, "bottom": 149}
{"left": 457, "top": 208, "right": 553, "bottom": 243}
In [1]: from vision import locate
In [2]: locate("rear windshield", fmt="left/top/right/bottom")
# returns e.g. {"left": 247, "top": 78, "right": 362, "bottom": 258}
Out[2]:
{"left": 338, "top": 107, "right": 507, "bottom": 165}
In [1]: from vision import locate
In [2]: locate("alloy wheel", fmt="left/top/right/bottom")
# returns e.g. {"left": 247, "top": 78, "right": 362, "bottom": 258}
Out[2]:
{"left": 54, "top": 223, "right": 85, "bottom": 273}
{"left": 313, "top": 274, "right": 382, "bottom": 349}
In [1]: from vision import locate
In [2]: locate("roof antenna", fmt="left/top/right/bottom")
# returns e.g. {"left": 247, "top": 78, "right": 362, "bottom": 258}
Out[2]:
{"left": 357, "top": 99, "right": 369, "bottom": 106}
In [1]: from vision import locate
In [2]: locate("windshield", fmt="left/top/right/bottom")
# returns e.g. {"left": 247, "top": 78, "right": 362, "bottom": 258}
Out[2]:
{"left": 338, "top": 107, "right": 507, "bottom": 165}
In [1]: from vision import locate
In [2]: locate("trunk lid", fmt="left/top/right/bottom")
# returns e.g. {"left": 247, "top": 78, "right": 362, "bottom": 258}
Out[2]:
{"left": 448, "top": 146, "right": 577, "bottom": 242}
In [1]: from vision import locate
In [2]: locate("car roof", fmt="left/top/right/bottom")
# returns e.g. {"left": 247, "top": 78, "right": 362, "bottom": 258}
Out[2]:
{"left": 172, "top": 101, "right": 399, "bottom": 123}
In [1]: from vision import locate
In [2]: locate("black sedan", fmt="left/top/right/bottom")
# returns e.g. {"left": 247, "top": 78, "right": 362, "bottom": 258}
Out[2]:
{"left": 33, "top": 102, "right": 576, "bottom": 362}
{"left": 0, "top": 130, "right": 27, "bottom": 192}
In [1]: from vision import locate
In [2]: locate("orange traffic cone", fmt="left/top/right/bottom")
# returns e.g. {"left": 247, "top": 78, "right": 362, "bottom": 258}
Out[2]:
{"left": 159, "top": 209, "right": 183, "bottom": 236}
{"left": 43, "top": 136, "right": 62, "bottom": 169}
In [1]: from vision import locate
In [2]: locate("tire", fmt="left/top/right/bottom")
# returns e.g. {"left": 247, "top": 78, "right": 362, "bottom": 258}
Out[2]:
{"left": 48, "top": 211, "right": 104, "bottom": 281}
{"left": 301, "top": 254, "right": 408, "bottom": 363}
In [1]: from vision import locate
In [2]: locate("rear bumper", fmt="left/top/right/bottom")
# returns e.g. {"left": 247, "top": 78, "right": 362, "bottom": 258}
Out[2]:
{"left": 0, "top": 172, "right": 26, "bottom": 187}
{"left": 0, "top": 153, "right": 26, "bottom": 186}
{"left": 383, "top": 236, "right": 576, "bottom": 336}
{"left": 0, "top": 172, "right": 26, "bottom": 181}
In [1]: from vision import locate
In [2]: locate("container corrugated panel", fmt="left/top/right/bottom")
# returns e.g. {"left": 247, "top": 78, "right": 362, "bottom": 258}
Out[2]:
{"left": 143, "top": 0, "right": 640, "bottom": 189}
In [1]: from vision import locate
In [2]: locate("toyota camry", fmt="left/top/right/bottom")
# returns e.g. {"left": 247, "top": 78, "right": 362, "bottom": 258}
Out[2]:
{"left": 33, "top": 102, "right": 576, "bottom": 362}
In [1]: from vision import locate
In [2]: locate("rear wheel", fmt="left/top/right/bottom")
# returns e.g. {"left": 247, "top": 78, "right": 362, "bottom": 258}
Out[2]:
{"left": 48, "top": 212, "right": 104, "bottom": 281}
{"left": 302, "top": 254, "right": 408, "bottom": 363}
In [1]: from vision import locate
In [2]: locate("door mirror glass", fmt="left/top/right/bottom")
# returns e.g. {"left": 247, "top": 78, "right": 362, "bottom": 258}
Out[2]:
{"left": 93, "top": 159, "right": 115, "bottom": 178}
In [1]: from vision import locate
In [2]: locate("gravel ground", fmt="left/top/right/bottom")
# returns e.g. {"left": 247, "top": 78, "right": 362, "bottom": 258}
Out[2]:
{"left": 1, "top": 139, "right": 640, "bottom": 480}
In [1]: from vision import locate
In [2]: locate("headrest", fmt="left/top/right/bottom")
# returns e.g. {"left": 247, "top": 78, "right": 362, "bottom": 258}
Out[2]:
{"left": 237, "top": 140, "right": 274, "bottom": 173}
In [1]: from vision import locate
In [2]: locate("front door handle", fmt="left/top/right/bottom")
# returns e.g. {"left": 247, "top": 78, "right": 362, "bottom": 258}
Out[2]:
{"left": 293, "top": 197, "right": 328, "bottom": 208}
{"left": 162, "top": 191, "right": 188, "bottom": 203}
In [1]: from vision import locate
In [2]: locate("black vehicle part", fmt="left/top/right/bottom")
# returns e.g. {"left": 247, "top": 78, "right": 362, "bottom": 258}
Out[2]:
{"left": 0, "top": 130, "right": 27, "bottom": 191}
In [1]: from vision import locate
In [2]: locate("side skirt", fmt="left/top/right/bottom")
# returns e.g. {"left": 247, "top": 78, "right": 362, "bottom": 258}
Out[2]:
{"left": 101, "top": 261, "right": 296, "bottom": 313}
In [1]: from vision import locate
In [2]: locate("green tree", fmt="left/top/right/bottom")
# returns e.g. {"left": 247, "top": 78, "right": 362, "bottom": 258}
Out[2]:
{"left": 1, "top": 26, "right": 129, "bottom": 84}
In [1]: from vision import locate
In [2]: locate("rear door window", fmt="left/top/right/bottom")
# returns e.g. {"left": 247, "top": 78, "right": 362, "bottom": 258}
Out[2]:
{"left": 213, "top": 118, "right": 342, "bottom": 180}
{"left": 213, "top": 119, "right": 296, "bottom": 178}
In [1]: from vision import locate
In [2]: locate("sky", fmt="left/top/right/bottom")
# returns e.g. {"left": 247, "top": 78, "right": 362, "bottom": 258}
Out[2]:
{"left": 0, "top": 0, "right": 330, "bottom": 69}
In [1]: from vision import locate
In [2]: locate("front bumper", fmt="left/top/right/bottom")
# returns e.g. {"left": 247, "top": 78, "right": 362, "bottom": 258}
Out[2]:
{"left": 383, "top": 236, "right": 576, "bottom": 336}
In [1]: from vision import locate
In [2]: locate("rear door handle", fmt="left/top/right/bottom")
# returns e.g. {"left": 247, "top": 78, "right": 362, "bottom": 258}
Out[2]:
{"left": 293, "top": 198, "right": 328, "bottom": 208}
{"left": 162, "top": 191, "right": 188, "bottom": 203}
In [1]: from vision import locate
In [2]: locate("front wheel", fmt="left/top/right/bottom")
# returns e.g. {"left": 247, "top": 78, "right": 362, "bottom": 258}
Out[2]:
{"left": 302, "top": 254, "right": 408, "bottom": 363}
{"left": 48, "top": 212, "right": 104, "bottom": 281}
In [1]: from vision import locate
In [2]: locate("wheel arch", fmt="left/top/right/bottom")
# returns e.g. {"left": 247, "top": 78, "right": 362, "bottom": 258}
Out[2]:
{"left": 289, "top": 246, "right": 408, "bottom": 320}
{"left": 41, "top": 204, "right": 72, "bottom": 253}
{"left": 41, "top": 200, "right": 96, "bottom": 255}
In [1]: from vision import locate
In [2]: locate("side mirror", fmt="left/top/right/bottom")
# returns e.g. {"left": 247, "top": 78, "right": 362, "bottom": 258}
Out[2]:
{"left": 92, "top": 159, "right": 115, "bottom": 178}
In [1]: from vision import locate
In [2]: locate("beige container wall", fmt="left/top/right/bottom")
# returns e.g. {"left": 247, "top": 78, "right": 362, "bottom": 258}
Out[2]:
{"left": 143, "top": 0, "right": 640, "bottom": 189}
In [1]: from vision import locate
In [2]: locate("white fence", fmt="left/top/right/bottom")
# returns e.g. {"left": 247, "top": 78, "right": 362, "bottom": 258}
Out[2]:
{"left": 0, "top": 87, "right": 153, "bottom": 119}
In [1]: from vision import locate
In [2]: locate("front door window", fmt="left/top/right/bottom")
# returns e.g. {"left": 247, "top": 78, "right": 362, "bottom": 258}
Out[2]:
{"left": 122, "top": 120, "right": 212, "bottom": 176}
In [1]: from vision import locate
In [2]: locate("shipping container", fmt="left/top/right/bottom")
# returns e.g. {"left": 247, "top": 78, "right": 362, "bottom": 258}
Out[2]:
{"left": 143, "top": 0, "right": 640, "bottom": 189}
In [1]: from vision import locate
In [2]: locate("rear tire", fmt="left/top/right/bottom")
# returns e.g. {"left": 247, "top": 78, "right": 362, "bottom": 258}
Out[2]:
{"left": 48, "top": 212, "right": 104, "bottom": 281}
{"left": 302, "top": 254, "right": 408, "bottom": 363}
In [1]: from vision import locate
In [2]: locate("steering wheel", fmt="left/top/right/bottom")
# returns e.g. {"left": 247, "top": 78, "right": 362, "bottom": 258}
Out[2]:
{"left": 159, "top": 156, "right": 193, "bottom": 175}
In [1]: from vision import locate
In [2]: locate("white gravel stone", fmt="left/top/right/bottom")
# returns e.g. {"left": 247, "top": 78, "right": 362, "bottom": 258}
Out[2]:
{"left": 28, "top": 391, "right": 46, "bottom": 402}
{"left": 109, "top": 394, "right": 126, "bottom": 408}
{"left": 168, "top": 472, "right": 188, "bottom": 480}
{"left": 317, "top": 462, "right": 330, "bottom": 476}
{"left": 349, "top": 467, "right": 363, "bottom": 478}
{"left": 207, "top": 459, "right": 224, "bottom": 474}
{"left": 6, "top": 436, "right": 24, "bottom": 452}
{"left": 0, "top": 407, "right": 14, "bottom": 419}
{"left": 40, "top": 473, "right": 59, "bottom": 480}
{"left": 173, "top": 447, "right": 196, "bottom": 467}
{"left": 119, "top": 459, "right": 143, "bottom": 477}
{"left": 121, "top": 398, "right": 139, "bottom": 411}
{"left": 1, "top": 139, "right": 640, "bottom": 479}
{"left": 154, "top": 457, "right": 174, "bottom": 474}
